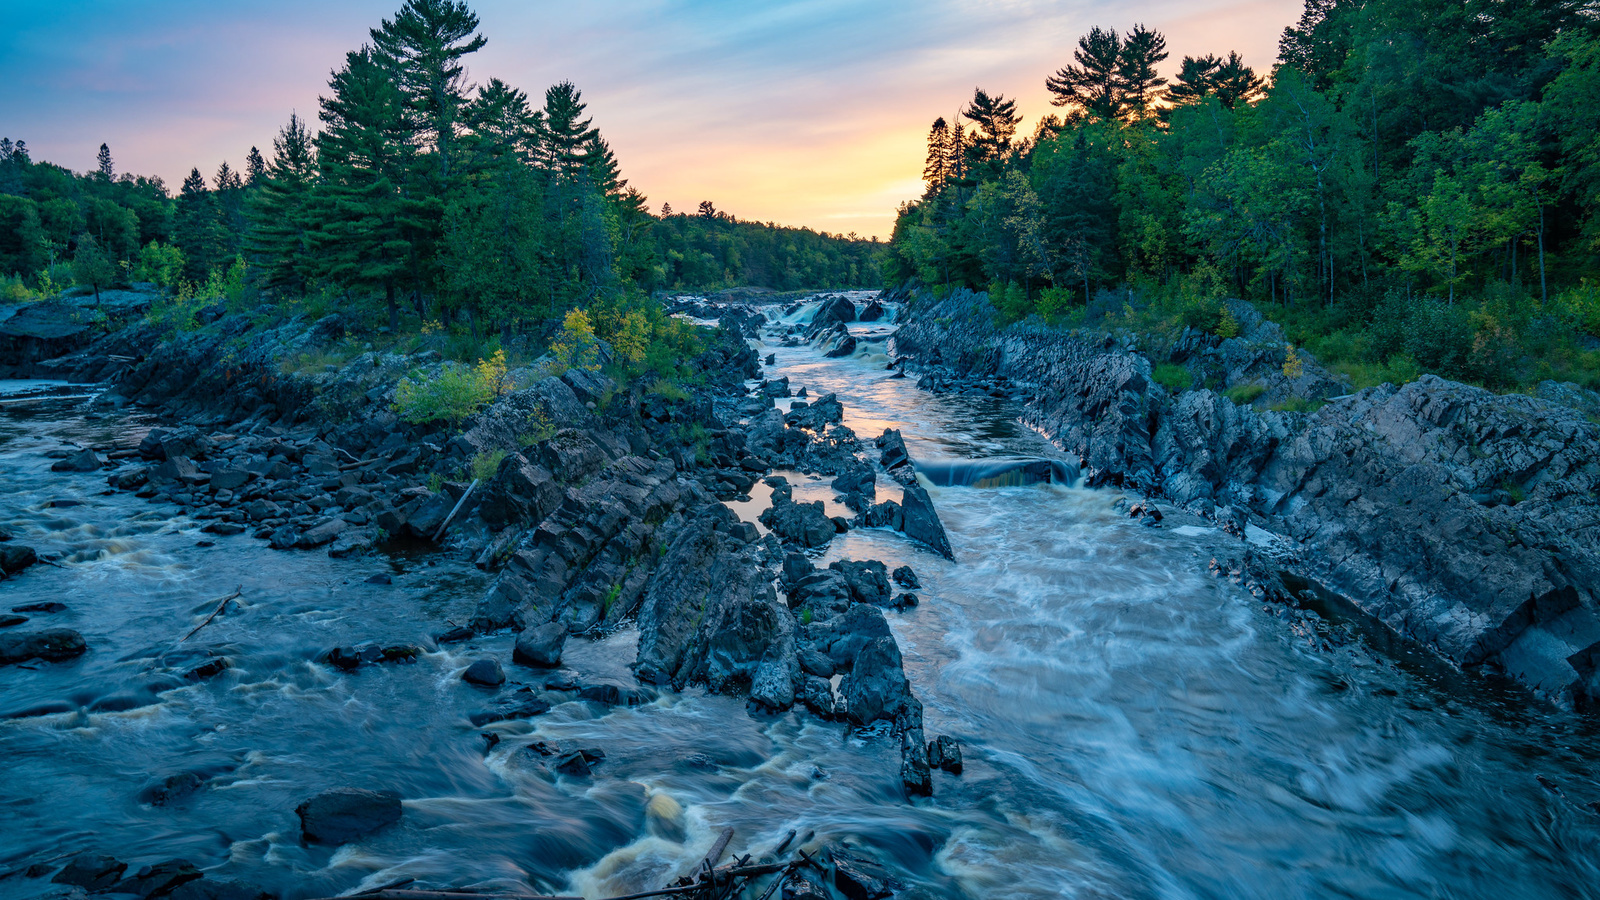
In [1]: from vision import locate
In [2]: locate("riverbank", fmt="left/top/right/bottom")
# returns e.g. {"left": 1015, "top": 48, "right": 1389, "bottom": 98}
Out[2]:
{"left": 891, "top": 287, "right": 1600, "bottom": 708}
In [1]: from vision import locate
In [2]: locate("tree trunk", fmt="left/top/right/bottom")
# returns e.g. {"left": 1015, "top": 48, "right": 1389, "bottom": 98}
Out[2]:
{"left": 386, "top": 281, "right": 399, "bottom": 333}
{"left": 1538, "top": 205, "right": 1548, "bottom": 306}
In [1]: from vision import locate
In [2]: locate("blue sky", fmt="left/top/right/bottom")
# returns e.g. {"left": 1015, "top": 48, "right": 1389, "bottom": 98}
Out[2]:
{"left": 0, "top": 0, "right": 1304, "bottom": 238}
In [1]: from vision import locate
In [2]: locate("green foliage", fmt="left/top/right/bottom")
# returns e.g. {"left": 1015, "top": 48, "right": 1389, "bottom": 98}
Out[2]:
{"left": 469, "top": 448, "right": 506, "bottom": 482}
{"left": 1152, "top": 362, "right": 1191, "bottom": 392}
{"left": 549, "top": 308, "right": 600, "bottom": 373}
{"left": 885, "top": 9, "right": 1600, "bottom": 395}
{"left": 394, "top": 349, "right": 507, "bottom": 426}
{"left": 799, "top": 608, "right": 813, "bottom": 626}
{"left": 647, "top": 378, "right": 690, "bottom": 402}
{"left": 133, "top": 241, "right": 185, "bottom": 288}
{"left": 1223, "top": 383, "right": 1266, "bottom": 405}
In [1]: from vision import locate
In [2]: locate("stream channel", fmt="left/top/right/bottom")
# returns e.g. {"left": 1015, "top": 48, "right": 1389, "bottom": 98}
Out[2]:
{"left": 4, "top": 303, "right": 1600, "bottom": 900}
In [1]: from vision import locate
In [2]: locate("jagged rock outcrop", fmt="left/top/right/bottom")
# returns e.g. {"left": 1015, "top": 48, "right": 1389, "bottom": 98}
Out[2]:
{"left": 895, "top": 289, "right": 1600, "bottom": 706}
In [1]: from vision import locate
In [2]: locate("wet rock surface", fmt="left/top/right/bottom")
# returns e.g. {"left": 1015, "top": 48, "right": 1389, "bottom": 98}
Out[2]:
{"left": 295, "top": 787, "right": 403, "bottom": 844}
{"left": 896, "top": 288, "right": 1600, "bottom": 705}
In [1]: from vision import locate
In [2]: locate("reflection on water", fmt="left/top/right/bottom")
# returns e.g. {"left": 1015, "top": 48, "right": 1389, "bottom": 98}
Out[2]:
{"left": 5, "top": 324, "right": 1600, "bottom": 900}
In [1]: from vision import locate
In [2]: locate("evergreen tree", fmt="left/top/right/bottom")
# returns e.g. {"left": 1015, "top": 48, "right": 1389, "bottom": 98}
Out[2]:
{"left": 1167, "top": 55, "right": 1223, "bottom": 106}
{"left": 538, "top": 81, "right": 597, "bottom": 180}
{"left": 245, "top": 146, "right": 266, "bottom": 186}
{"left": 1213, "top": 52, "right": 1265, "bottom": 109}
{"left": 369, "top": 0, "right": 486, "bottom": 182}
{"left": 1116, "top": 24, "right": 1169, "bottom": 118}
{"left": 70, "top": 234, "right": 116, "bottom": 304}
{"left": 466, "top": 77, "right": 541, "bottom": 163}
{"left": 174, "top": 167, "right": 226, "bottom": 281}
{"left": 661, "top": 202, "right": 672, "bottom": 216}
{"left": 1046, "top": 26, "right": 1124, "bottom": 120}
{"left": 587, "top": 133, "right": 626, "bottom": 198}
{"left": 245, "top": 113, "right": 319, "bottom": 293}
{"left": 213, "top": 161, "right": 246, "bottom": 256}
{"left": 314, "top": 45, "right": 419, "bottom": 330}
{"left": 923, "top": 117, "right": 952, "bottom": 194}
{"left": 698, "top": 201, "right": 717, "bottom": 219}
{"left": 962, "top": 88, "right": 1021, "bottom": 165}
{"left": 96, "top": 143, "right": 114, "bottom": 181}
{"left": 1278, "top": 0, "right": 1348, "bottom": 90}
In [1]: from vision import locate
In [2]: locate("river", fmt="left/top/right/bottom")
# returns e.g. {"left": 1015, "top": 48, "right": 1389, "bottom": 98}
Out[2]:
{"left": 4, "top": 304, "right": 1600, "bottom": 900}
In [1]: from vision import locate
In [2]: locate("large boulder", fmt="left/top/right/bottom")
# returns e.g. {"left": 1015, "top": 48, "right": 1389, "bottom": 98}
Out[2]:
{"left": 841, "top": 636, "right": 915, "bottom": 728}
{"left": 50, "top": 448, "right": 103, "bottom": 472}
{"left": 0, "top": 544, "right": 38, "bottom": 575}
{"left": 759, "top": 498, "right": 835, "bottom": 548}
{"left": 0, "top": 629, "right": 87, "bottom": 664}
{"left": 478, "top": 454, "right": 562, "bottom": 528}
{"left": 513, "top": 621, "right": 567, "bottom": 668}
{"left": 815, "top": 296, "right": 857, "bottom": 326}
{"left": 51, "top": 854, "right": 127, "bottom": 891}
{"left": 828, "top": 560, "right": 890, "bottom": 606}
{"left": 900, "top": 483, "right": 954, "bottom": 560}
{"left": 295, "top": 787, "right": 403, "bottom": 844}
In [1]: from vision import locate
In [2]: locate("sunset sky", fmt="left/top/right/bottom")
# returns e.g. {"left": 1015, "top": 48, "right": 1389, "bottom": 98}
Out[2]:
{"left": 0, "top": 0, "right": 1303, "bottom": 240}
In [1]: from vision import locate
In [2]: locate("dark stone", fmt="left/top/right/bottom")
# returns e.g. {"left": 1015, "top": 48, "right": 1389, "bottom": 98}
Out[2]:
{"left": 781, "top": 551, "right": 815, "bottom": 586}
{"left": 901, "top": 726, "right": 932, "bottom": 797}
{"left": 0, "top": 614, "right": 26, "bottom": 627}
{"left": 891, "top": 565, "right": 920, "bottom": 589}
{"left": 469, "top": 693, "right": 552, "bottom": 726}
{"left": 11, "top": 600, "right": 64, "bottom": 613}
{"left": 553, "top": 749, "right": 594, "bottom": 776}
{"left": 830, "top": 848, "right": 901, "bottom": 900}
{"left": 0, "top": 629, "right": 87, "bottom": 664}
{"left": 513, "top": 621, "right": 567, "bottom": 668}
{"left": 137, "top": 771, "right": 205, "bottom": 807}
{"left": 927, "top": 734, "right": 963, "bottom": 774}
{"left": 51, "top": 854, "right": 127, "bottom": 891}
{"left": 296, "top": 517, "right": 348, "bottom": 548}
{"left": 325, "top": 646, "right": 362, "bottom": 671}
{"left": 877, "top": 428, "right": 912, "bottom": 477}
{"left": 365, "top": 573, "right": 393, "bottom": 585}
{"left": 209, "top": 469, "right": 251, "bottom": 492}
{"left": 759, "top": 498, "right": 835, "bottom": 548}
{"left": 782, "top": 871, "right": 830, "bottom": 900}
{"left": 900, "top": 483, "right": 955, "bottom": 560}
{"left": 799, "top": 649, "right": 835, "bottom": 678}
{"left": 841, "top": 636, "right": 914, "bottom": 727}
{"left": 479, "top": 454, "right": 562, "bottom": 528}
{"left": 109, "top": 859, "right": 203, "bottom": 898}
{"left": 0, "top": 544, "right": 38, "bottom": 575}
{"left": 828, "top": 559, "right": 891, "bottom": 606}
{"left": 462, "top": 658, "right": 505, "bottom": 686}
{"left": 184, "top": 657, "right": 230, "bottom": 680}
{"left": 817, "top": 296, "right": 857, "bottom": 325}
{"left": 435, "top": 625, "right": 473, "bottom": 643}
{"left": 295, "top": 787, "right": 403, "bottom": 844}
{"left": 858, "top": 300, "right": 886, "bottom": 322}
{"left": 51, "top": 448, "right": 103, "bottom": 472}
{"left": 890, "top": 592, "right": 919, "bottom": 610}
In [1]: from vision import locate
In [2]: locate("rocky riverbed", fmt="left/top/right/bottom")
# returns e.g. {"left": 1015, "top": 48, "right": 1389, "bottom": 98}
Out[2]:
{"left": 8, "top": 289, "right": 1600, "bottom": 899}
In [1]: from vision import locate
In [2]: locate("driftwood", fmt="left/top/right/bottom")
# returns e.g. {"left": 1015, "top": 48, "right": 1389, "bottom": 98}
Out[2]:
{"left": 433, "top": 479, "right": 480, "bottom": 542}
{"left": 180, "top": 587, "right": 243, "bottom": 642}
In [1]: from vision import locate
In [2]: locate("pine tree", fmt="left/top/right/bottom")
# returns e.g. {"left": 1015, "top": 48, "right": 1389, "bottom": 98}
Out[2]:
{"left": 586, "top": 133, "right": 626, "bottom": 198}
{"left": 96, "top": 143, "right": 114, "bottom": 181}
{"left": 698, "top": 200, "right": 717, "bottom": 219}
{"left": 1046, "top": 26, "right": 1124, "bottom": 120}
{"left": 1116, "top": 24, "right": 1169, "bottom": 117}
{"left": 245, "top": 147, "right": 266, "bottom": 186}
{"left": 369, "top": 0, "right": 486, "bottom": 182}
{"left": 961, "top": 88, "right": 1020, "bottom": 165}
{"left": 214, "top": 161, "right": 246, "bottom": 256}
{"left": 314, "top": 46, "right": 420, "bottom": 330}
{"left": 661, "top": 202, "right": 672, "bottom": 216}
{"left": 923, "top": 118, "right": 951, "bottom": 194}
{"left": 174, "top": 167, "right": 226, "bottom": 281}
{"left": 466, "top": 77, "right": 540, "bottom": 163}
{"left": 1212, "top": 52, "right": 1265, "bottom": 109}
{"left": 246, "top": 113, "right": 319, "bottom": 294}
{"left": 1278, "top": 0, "right": 1348, "bottom": 91}
{"left": 538, "top": 81, "right": 597, "bottom": 180}
{"left": 1167, "top": 55, "right": 1223, "bottom": 106}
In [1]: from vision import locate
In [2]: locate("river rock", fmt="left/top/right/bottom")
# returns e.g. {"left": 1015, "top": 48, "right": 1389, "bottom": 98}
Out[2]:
{"left": 859, "top": 300, "right": 886, "bottom": 322}
{"left": 0, "top": 544, "right": 38, "bottom": 575}
{"left": 841, "top": 636, "right": 914, "bottom": 727}
{"left": 0, "top": 629, "right": 87, "bottom": 664}
{"left": 759, "top": 498, "right": 835, "bottom": 548}
{"left": 891, "top": 565, "right": 920, "bottom": 589}
{"left": 462, "top": 657, "right": 505, "bottom": 686}
{"left": 816, "top": 296, "right": 857, "bottom": 326}
{"left": 295, "top": 787, "right": 403, "bottom": 844}
{"left": 478, "top": 454, "right": 561, "bottom": 528}
{"left": 782, "top": 871, "right": 829, "bottom": 900}
{"left": 51, "top": 854, "right": 127, "bottom": 891}
{"left": 876, "top": 429, "right": 913, "bottom": 480}
{"left": 137, "top": 771, "right": 206, "bottom": 807}
{"left": 762, "top": 376, "right": 791, "bottom": 398}
{"left": 295, "top": 517, "right": 347, "bottom": 548}
{"left": 927, "top": 734, "right": 963, "bottom": 774}
{"left": 50, "top": 448, "right": 103, "bottom": 472}
{"left": 0, "top": 614, "right": 25, "bottom": 627}
{"left": 830, "top": 848, "right": 901, "bottom": 900}
{"left": 108, "top": 859, "right": 202, "bottom": 897}
{"left": 513, "top": 621, "right": 567, "bottom": 667}
{"left": 900, "top": 483, "right": 954, "bottom": 560}
{"left": 209, "top": 468, "right": 251, "bottom": 492}
{"left": 829, "top": 559, "right": 890, "bottom": 605}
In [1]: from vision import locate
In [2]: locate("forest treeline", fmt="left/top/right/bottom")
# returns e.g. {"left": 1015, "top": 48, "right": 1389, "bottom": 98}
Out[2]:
{"left": 0, "top": 0, "right": 876, "bottom": 360}
{"left": 885, "top": 0, "right": 1600, "bottom": 390}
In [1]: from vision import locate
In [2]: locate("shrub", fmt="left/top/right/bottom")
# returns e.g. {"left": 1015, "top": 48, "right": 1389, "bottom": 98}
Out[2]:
{"left": 133, "top": 241, "right": 185, "bottom": 289}
{"left": 550, "top": 308, "right": 600, "bottom": 373}
{"left": 1282, "top": 346, "right": 1304, "bottom": 379}
{"left": 1152, "top": 362, "right": 1191, "bottom": 392}
{"left": 1223, "top": 383, "right": 1266, "bottom": 405}
{"left": 470, "top": 449, "right": 507, "bottom": 482}
{"left": 647, "top": 378, "right": 690, "bottom": 402}
{"left": 395, "top": 349, "right": 508, "bottom": 427}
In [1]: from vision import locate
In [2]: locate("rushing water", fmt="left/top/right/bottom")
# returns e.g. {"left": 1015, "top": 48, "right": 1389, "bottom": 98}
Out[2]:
{"left": 5, "top": 310, "right": 1600, "bottom": 900}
